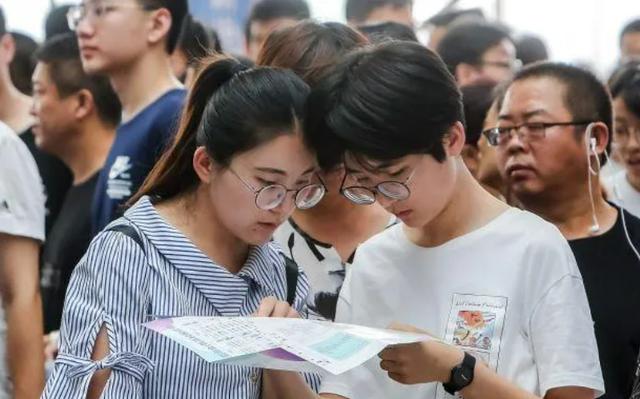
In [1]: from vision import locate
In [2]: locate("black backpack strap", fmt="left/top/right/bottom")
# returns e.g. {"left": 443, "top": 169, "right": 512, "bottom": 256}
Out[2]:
{"left": 107, "top": 224, "right": 144, "bottom": 254}
{"left": 282, "top": 255, "right": 299, "bottom": 306}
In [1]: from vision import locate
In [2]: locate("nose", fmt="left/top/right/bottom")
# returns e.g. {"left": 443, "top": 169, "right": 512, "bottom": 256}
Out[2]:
{"left": 76, "top": 15, "right": 96, "bottom": 39}
{"left": 376, "top": 194, "right": 396, "bottom": 209}
{"left": 504, "top": 128, "right": 528, "bottom": 156}
{"left": 269, "top": 192, "right": 296, "bottom": 216}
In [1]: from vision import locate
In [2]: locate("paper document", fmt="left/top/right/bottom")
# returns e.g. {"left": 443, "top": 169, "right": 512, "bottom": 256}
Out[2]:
{"left": 144, "top": 317, "right": 434, "bottom": 375}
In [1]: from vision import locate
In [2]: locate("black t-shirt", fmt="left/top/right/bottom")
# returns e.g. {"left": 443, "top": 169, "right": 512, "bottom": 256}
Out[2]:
{"left": 20, "top": 127, "right": 72, "bottom": 235}
{"left": 41, "top": 173, "right": 99, "bottom": 333}
{"left": 569, "top": 208, "right": 640, "bottom": 399}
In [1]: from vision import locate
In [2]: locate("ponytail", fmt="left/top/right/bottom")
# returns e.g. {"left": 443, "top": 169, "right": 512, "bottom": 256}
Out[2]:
{"left": 129, "top": 55, "right": 249, "bottom": 205}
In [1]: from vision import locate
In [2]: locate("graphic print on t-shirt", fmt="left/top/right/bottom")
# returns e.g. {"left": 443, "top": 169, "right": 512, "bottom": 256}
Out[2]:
{"left": 437, "top": 294, "right": 508, "bottom": 399}
{"left": 106, "top": 155, "right": 133, "bottom": 200}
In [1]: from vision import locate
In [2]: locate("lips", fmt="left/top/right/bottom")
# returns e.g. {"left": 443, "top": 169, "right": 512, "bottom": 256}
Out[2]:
{"left": 393, "top": 209, "right": 412, "bottom": 220}
{"left": 506, "top": 163, "right": 536, "bottom": 177}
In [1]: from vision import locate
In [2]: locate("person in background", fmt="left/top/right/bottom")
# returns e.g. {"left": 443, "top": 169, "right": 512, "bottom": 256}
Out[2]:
{"left": 437, "top": 21, "right": 519, "bottom": 87}
{"left": 68, "top": 0, "right": 189, "bottom": 233}
{"left": 31, "top": 32, "right": 120, "bottom": 354}
{"left": 9, "top": 31, "right": 38, "bottom": 96}
{"left": 345, "top": 0, "right": 413, "bottom": 28}
{"left": 493, "top": 62, "right": 640, "bottom": 399}
{"left": 620, "top": 19, "right": 640, "bottom": 63}
{"left": 171, "top": 14, "right": 221, "bottom": 87}
{"left": 515, "top": 34, "right": 549, "bottom": 66}
{"left": 0, "top": 121, "right": 45, "bottom": 399}
{"left": 245, "top": 0, "right": 309, "bottom": 61}
{"left": 421, "top": 7, "right": 484, "bottom": 51}
{"left": 0, "top": 6, "right": 72, "bottom": 236}
{"left": 605, "top": 62, "right": 640, "bottom": 217}
{"left": 258, "top": 21, "right": 393, "bottom": 322}
{"left": 460, "top": 79, "right": 497, "bottom": 178}
{"left": 356, "top": 21, "right": 418, "bottom": 43}
{"left": 45, "top": 4, "right": 73, "bottom": 39}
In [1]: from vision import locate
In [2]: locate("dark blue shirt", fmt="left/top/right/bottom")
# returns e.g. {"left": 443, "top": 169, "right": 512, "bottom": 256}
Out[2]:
{"left": 92, "top": 89, "right": 186, "bottom": 234}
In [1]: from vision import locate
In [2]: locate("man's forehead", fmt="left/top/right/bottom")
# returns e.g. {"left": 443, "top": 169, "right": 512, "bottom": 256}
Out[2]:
{"left": 500, "top": 78, "right": 567, "bottom": 116}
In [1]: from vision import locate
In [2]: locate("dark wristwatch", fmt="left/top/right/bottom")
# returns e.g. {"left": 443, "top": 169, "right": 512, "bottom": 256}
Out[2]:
{"left": 443, "top": 352, "right": 476, "bottom": 395}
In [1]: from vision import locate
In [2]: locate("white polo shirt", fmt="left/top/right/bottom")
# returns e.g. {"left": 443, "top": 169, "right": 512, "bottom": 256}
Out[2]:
{"left": 320, "top": 208, "right": 604, "bottom": 399}
{"left": 0, "top": 121, "right": 45, "bottom": 398}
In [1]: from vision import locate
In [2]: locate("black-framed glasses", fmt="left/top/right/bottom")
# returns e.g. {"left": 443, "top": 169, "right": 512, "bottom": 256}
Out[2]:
{"left": 339, "top": 168, "right": 417, "bottom": 206}
{"left": 482, "top": 121, "right": 595, "bottom": 147}
{"left": 230, "top": 168, "right": 326, "bottom": 211}
{"left": 67, "top": 1, "right": 157, "bottom": 31}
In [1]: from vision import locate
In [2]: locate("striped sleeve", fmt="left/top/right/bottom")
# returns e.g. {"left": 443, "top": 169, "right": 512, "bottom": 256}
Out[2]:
{"left": 42, "top": 228, "right": 154, "bottom": 398}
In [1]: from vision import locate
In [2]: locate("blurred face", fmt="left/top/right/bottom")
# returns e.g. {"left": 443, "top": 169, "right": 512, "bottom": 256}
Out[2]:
{"left": 477, "top": 101, "right": 501, "bottom": 185}
{"left": 477, "top": 39, "right": 519, "bottom": 84}
{"left": 495, "top": 77, "right": 588, "bottom": 200}
{"left": 621, "top": 32, "right": 640, "bottom": 62}
{"left": 74, "top": 0, "right": 161, "bottom": 74}
{"left": 612, "top": 96, "right": 640, "bottom": 182}
{"left": 30, "top": 63, "right": 79, "bottom": 156}
{"left": 341, "top": 152, "right": 457, "bottom": 228}
{"left": 208, "top": 133, "right": 319, "bottom": 245}
{"left": 461, "top": 145, "right": 479, "bottom": 177}
{"left": 364, "top": 4, "right": 414, "bottom": 27}
{"left": 170, "top": 48, "right": 188, "bottom": 81}
{"left": 247, "top": 17, "right": 299, "bottom": 61}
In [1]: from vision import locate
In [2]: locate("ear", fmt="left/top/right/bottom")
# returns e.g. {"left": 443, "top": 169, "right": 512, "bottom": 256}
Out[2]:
{"left": 193, "top": 146, "right": 215, "bottom": 184}
{"left": 0, "top": 33, "right": 16, "bottom": 65}
{"left": 146, "top": 8, "right": 172, "bottom": 49}
{"left": 443, "top": 121, "right": 467, "bottom": 157}
{"left": 455, "top": 63, "right": 480, "bottom": 86}
{"left": 73, "top": 89, "right": 95, "bottom": 121}
{"left": 588, "top": 122, "right": 610, "bottom": 155}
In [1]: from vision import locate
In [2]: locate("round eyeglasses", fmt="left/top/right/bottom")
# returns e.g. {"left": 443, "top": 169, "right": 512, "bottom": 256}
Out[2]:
{"left": 340, "top": 169, "right": 416, "bottom": 205}
{"left": 230, "top": 168, "right": 326, "bottom": 211}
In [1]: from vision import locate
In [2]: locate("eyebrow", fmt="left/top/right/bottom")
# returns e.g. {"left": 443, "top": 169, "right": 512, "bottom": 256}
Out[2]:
{"left": 254, "top": 166, "right": 315, "bottom": 176}
{"left": 498, "top": 109, "right": 551, "bottom": 121}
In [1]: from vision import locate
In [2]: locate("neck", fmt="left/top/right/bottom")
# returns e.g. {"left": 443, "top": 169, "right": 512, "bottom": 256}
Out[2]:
{"left": 518, "top": 175, "right": 617, "bottom": 240}
{"left": 407, "top": 159, "right": 509, "bottom": 247}
{"left": 159, "top": 188, "right": 249, "bottom": 274}
{"left": 58, "top": 119, "right": 115, "bottom": 185}
{"left": 0, "top": 72, "right": 33, "bottom": 132}
{"left": 109, "top": 49, "right": 181, "bottom": 121}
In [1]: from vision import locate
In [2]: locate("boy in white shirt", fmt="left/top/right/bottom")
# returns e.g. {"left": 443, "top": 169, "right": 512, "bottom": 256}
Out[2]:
{"left": 264, "top": 41, "right": 604, "bottom": 399}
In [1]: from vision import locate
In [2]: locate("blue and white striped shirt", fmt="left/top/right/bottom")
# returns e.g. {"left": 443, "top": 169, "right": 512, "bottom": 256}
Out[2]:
{"left": 43, "top": 196, "right": 320, "bottom": 398}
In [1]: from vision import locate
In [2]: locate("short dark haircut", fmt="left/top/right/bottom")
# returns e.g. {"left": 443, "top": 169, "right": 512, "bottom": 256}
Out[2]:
{"left": 609, "top": 61, "right": 640, "bottom": 120}
{"left": 436, "top": 21, "right": 511, "bottom": 75}
{"left": 515, "top": 34, "right": 548, "bottom": 66}
{"left": 177, "top": 15, "right": 221, "bottom": 66}
{"left": 511, "top": 62, "right": 613, "bottom": 138}
{"left": 305, "top": 41, "right": 464, "bottom": 170}
{"left": 9, "top": 32, "right": 39, "bottom": 95}
{"left": 139, "top": 0, "right": 188, "bottom": 54}
{"left": 346, "top": 0, "right": 412, "bottom": 24}
{"left": 620, "top": 19, "right": 640, "bottom": 47}
{"left": 461, "top": 80, "right": 497, "bottom": 145}
{"left": 245, "top": 0, "right": 310, "bottom": 42}
{"left": 357, "top": 21, "right": 418, "bottom": 43}
{"left": 424, "top": 8, "right": 484, "bottom": 28}
{"left": 36, "top": 33, "right": 121, "bottom": 127}
{"left": 45, "top": 4, "right": 73, "bottom": 39}
{"left": 0, "top": 6, "right": 6, "bottom": 36}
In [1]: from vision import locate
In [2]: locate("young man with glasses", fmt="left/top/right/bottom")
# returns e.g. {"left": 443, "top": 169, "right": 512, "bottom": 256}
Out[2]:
{"left": 437, "top": 21, "right": 520, "bottom": 87}
{"left": 68, "top": 0, "right": 188, "bottom": 233}
{"left": 265, "top": 41, "right": 603, "bottom": 399}
{"left": 493, "top": 61, "right": 640, "bottom": 399}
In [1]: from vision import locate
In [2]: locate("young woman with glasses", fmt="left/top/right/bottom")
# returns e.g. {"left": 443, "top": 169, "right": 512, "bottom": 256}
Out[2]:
{"left": 42, "top": 56, "right": 324, "bottom": 399}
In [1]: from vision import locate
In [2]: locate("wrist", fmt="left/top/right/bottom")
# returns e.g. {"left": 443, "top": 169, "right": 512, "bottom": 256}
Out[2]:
{"left": 434, "top": 342, "right": 465, "bottom": 383}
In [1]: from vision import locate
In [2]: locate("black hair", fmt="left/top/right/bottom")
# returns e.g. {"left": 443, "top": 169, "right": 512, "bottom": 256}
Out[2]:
{"left": 436, "top": 21, "right": 511, "bottom": 76}
{"left": 609, "top": 61, "right": 640, "bottom": 120}
{"left": 36, "top": 33, "right": 121, "bottom": 127}
{"left": 512, "top": 62, "right": 613, "bottom": 140}
{"left": 139, "top": 0, "right": 188, "bottom": 54}
{"left": 0, "top": 6, "right": 5, "bottom": 36}
{"left": 305, "top": 41, "right": 464, "bottom": 170}
{"left": 177, "top": 15, "right": 221, "bottom": 67}
{"left": 9, "top": 32, "right": 38, "bottom": 95}
{"left": 620, "top": 19, "right": 640, "bottom": 47}
{"left": 515, "top": 34, "right": 548, "bottom": 66}
{"left": 132, "top": 55, "right": 310, "bottom": 203}
{"left": 461, "top": 80, "right": 497, "bottom": 145}
{"left": 45, "top": 4, "right": 73, "bottom": 39}
{"left": 245, "top": 0, "right": 310, "bottom": 42}
{"left": 356, "top": 21, "right": 418, "bottom": 43}
{"left": 424, "top": 8, "right": 484, "bottom": 28}
{"left": 345, "top": 0, "right": 412, "bottom": 24}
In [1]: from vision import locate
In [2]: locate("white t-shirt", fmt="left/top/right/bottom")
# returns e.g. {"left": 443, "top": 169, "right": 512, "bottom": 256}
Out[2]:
{"left": 320, "top": 208, "right": 604, "bottom": 399}
{"left": 604, "top": 171, "right": 640, "bottom": 219}
{"left": 0, "top": 121, "right": 45, "bottom": 398}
